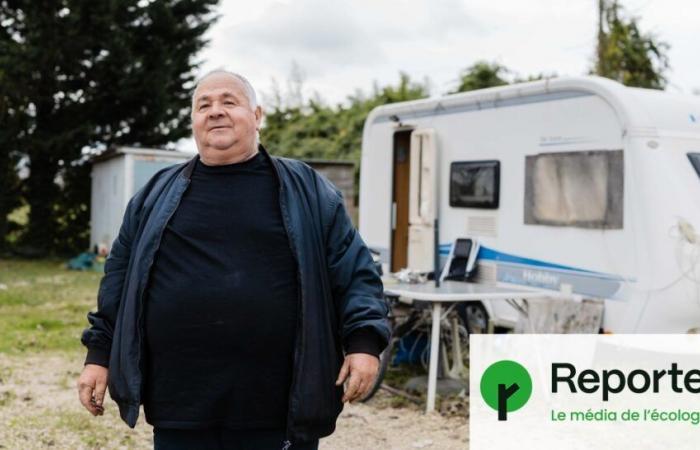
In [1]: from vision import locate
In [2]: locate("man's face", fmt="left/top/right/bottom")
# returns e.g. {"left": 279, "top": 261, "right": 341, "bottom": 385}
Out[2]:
{"left": 191, "top": 73, "right": 262, "bottom": 158}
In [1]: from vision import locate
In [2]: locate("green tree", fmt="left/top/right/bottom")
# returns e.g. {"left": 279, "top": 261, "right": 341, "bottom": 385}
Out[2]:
{"left": 0, "top": 0, "right": 219, "bottom": 255}
{"left": 261, "top": 73, "right": 429, "bottom": 205}
{"left": 451, "top": 61, "right": 510, "bottom": 93}
{"left": 263, "top": 72, "right": 429, "bottom": 164}
{"left": 594, "top": 0, "right": 669, "bottom": 89}
{"left": 0, "top": 28, "right": 23, "bottom": 252}
{"left": 0, "top": 110, "right": 22, "bottom": 253}
{"left": 451, "top": 61, "right": 555, "bottom": 94}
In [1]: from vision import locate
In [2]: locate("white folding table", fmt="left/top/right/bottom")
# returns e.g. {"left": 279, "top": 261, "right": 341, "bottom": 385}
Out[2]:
{"left": 383, "top": 280, "right": 575, "bottom": 413}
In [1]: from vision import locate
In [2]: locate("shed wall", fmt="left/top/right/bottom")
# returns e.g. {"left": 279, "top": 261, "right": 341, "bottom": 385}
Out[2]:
{"left": 90, "top": 156, "right": 127, "bottom": 250}
{"left": 306, "top": 162, "right": 356, "bottom": 224}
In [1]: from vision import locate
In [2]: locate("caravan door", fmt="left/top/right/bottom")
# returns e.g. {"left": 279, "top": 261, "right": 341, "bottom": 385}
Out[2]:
{"left": 407, "top": 128, "right": 438, "bottom": 272}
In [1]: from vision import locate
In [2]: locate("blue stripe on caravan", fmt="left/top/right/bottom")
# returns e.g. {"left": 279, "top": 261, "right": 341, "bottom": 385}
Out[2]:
{"left": 439, "top": 243, "right": 621, "bottom": 278}
{"left": 476, "top": 245, "right": 597, "bottom": 273}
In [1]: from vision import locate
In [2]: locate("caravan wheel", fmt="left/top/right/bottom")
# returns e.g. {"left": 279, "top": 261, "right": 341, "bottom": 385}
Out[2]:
{"left": 459, "top": 303, "right": 488, "bottom": 334}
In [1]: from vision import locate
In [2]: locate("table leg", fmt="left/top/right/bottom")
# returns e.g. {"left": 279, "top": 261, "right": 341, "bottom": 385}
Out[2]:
{"left": 448, "top": 316, "right": 466, "bottom": 379}
{"left": 427, "top": 302, "right": 442, "bottom": 413}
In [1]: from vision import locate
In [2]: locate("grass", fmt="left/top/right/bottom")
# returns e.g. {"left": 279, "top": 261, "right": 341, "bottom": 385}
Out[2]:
{"left": 0, "top": 390, "right": 16, "bottom": 407}
{"left": 5, "top": 405, "right": 144, "bottom": 449}
{"left": 0, "top": 258, "right": 102, "bottom": 355}
{"left": 383, "top": 362, "right": 427, "bottom": 389}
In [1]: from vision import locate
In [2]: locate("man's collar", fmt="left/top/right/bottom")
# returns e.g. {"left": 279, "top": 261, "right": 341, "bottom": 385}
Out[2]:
{"left": 182, "top": 144, "right": 271, "bottom": 180}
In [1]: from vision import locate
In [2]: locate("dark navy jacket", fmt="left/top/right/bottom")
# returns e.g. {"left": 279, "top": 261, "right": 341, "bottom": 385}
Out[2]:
{"left": 81, "top": 145, "right": 390, "bottom": 442}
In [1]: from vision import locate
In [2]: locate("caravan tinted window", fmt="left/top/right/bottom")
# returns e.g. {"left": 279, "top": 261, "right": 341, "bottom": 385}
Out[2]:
{"left": 524, "top": 150, "right": 623, "bottom": 229}
{"left": 688, "top": 153, "right": 700, "bottom": 178}
{"left": 449, "top": 161, "right": 499, "bottom": 209}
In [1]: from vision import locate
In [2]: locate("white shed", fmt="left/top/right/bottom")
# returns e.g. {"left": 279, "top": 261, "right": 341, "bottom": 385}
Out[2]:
{"left": 90, "top": 147, "right": 192, "bottom": 252}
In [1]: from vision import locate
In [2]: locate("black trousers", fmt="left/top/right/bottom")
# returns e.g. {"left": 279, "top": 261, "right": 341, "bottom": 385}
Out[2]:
{"left": 152, "top": 427, "right": 319, "bottom": 450}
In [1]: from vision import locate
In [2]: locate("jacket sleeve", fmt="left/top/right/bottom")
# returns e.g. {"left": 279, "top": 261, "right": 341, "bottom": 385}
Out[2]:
{"left": 324, "top": 188, "right": 391, "bottom": 354}
{"left": 80, "top": 197, "right": 140, "bottom": 367}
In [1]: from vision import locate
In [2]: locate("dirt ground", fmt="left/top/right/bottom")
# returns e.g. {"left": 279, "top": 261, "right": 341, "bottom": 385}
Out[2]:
{"left": 0, "top": 353, "right": 468, "bottom": 449}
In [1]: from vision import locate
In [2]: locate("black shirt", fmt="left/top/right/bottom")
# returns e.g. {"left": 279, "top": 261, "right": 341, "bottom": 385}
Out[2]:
{"left": 143, "top": 152, "right": 298, "bottom": 430}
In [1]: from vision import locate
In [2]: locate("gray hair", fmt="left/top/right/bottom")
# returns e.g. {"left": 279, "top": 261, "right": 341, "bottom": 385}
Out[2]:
{"left": 192, "top": 70, "right": 258, "bottom": 109}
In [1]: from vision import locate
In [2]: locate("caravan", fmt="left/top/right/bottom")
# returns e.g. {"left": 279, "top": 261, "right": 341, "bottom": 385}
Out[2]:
{"left": 359, "top": 76, "right": 700, "bottom": 333}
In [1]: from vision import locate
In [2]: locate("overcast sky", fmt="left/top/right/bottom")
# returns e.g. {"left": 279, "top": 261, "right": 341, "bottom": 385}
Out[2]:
{"left": 180, "top": 0, "right": 699, "bottom": 150}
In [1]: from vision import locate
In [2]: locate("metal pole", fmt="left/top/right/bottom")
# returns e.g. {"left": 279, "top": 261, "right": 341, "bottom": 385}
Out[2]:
{"left": 427, "top": 302, "right": 442, "bottom": 413}
{"left": 434, "top": 218, "right": 440, "bottom": 287}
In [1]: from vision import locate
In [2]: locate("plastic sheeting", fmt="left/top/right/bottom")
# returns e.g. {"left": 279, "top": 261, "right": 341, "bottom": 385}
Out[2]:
{"left": 515, "top": 297, "right": 605, "bottom": 333}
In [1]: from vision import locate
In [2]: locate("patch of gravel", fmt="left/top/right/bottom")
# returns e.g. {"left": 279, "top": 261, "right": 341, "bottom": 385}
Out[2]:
{"left": 0, "top": 353, "right": 153, "bottom": 450}
{"left": 323, "top": 397, "right": 468, "bottom": 449}
{"left": 0, "top": 353, "right": 468, "bottom": 449}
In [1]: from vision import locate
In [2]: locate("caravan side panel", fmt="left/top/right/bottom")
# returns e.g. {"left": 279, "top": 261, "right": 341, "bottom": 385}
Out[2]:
{"left": 359, "top": 122, "right": 396, "bottom": 265}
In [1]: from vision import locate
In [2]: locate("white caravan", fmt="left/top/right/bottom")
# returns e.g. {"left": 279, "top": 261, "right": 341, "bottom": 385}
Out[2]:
{"left": 359, "top": 76, "right": 700, "bottom": 333}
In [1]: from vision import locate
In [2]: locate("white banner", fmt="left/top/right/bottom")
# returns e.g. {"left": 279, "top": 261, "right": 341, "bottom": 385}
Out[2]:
{"left": 470, "top": 334, "right": 700, "bottom": 450}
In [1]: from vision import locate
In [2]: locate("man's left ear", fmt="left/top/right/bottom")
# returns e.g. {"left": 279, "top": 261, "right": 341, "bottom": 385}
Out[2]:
{"left": 254, "top": 106, "right": 263, "bottom": 130}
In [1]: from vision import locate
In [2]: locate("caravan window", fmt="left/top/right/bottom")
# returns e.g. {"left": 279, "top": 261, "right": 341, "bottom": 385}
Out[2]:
{"left": 524, "top": 150, "right": 623, "bottom": 229}
{"left": 449, "top": 160, "right": 500, "bottom": 209}
{"left": 688, "top": 153, "right": 700, "bottom": 178}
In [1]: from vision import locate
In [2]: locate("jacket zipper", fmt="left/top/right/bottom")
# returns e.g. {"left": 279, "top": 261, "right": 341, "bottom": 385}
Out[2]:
{"left": 135, "top": 178, "right": 191, "bottom": 407}
{"left": 268, "top": 157, "right": 304, "bottom": 443}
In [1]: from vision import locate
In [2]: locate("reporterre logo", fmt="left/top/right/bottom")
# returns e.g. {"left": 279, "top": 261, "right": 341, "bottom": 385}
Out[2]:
{"left": 480, "top": 360, "right": 533, "bottom": 420}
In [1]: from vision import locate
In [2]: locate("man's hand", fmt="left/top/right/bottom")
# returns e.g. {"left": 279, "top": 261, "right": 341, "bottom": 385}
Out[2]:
{"left": 77, "top": 364, "right": 108, "bottom": 416}
{"left": 335, "top": 353, "right": 379, "bottom": 403}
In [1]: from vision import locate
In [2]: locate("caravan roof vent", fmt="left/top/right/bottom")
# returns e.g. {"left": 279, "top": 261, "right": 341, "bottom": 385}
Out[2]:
{"left": 467, "top": 216, "right": 498, "bottom": 237}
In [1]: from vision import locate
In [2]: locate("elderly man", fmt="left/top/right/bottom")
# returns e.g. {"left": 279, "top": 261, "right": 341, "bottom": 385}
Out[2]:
{"left": 77, "top": 70, "right": 390, "bottom": 450}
